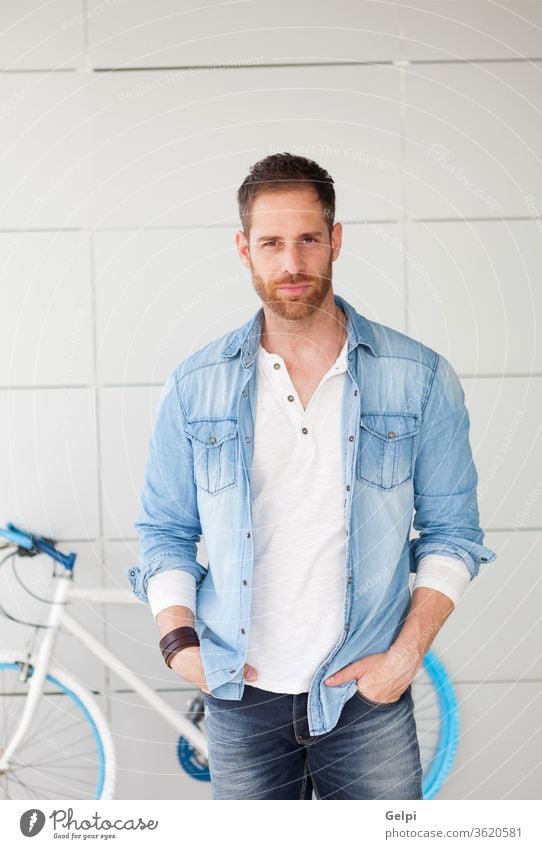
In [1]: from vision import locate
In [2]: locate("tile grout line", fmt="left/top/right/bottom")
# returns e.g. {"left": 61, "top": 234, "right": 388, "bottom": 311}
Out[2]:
{"left": 82, "top": 0, "right": 114, "bottom": 726}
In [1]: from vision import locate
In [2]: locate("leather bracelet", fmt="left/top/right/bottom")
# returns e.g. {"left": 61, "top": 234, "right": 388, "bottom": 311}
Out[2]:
{"left": 160, "top": 633, "right": 198, "bottom": 654}
{"left": 163, "top": 635, "right": 200, "bottom": 655}
{"left": 159, "top": 626, "right": 198, "bottom": 652}
{"left": 160, "top": 626, "right": 200, "bottom": 668}
{"left": 164, "top": 639, "right": 200, "bottom": 668}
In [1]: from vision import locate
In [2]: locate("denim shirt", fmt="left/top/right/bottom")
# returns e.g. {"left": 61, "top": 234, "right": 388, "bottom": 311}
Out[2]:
{"left": 127, "top": 293, "right": 497, "bottom": 736}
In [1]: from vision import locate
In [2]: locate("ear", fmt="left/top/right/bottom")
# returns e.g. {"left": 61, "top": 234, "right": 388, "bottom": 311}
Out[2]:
{"left": 235, "top": 229, "right": 251, "bottom": 268}
{"left": 331, "top": 221, "right": 343, "bottom": 262}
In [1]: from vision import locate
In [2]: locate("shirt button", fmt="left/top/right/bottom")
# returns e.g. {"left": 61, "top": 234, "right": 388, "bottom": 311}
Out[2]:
{"left": 344, "top": 624, "right": 350, "bottom": 631}
{"left": 346, "top": 485, "right": 350, "bottom": 491}
{"left": 388, "top": 431, "right": 396, "bottom": 438}
{"left": 301, "top": 427, "right": 308, "bottom": 434}
{"left": 242, "top": 390, "right": 247, "bottom": 396}
{"left": 348, "top": 435, "right": 354, "bottom": 441}
{"left": 229, "top": 668, "right": 235, "bottom": 673}
{"left": 240, "top": 628, "right": 245, "bottom": 634}
{"left": 273, "top": 363, "right": 281, "bottom": 370}
{"left": 242, "top": 579, "right": 247, "bottom": 586}
{"left": 354, "top": 389, "right": 358, "bottom": 396}
{"left": 346, "top": 576, "right": 352, "bottom": 584}
{"left": 246, "top": 531, "right": 251, "bottom": 538}
{"left": 129, "top": 569, "right": 136, "bottom": 577}
{"left": 245, "top": 436, "right": 251, "bottom": 443}
{"left": 287, "top": 395, "right": 294, "bottom": 402}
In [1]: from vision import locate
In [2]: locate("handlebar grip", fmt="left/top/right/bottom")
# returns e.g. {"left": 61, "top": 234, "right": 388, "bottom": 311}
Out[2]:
{"left": 0, "top": 522, "right": 76, "bottom": 571}
{"left": 1, "top": 522, "right": 34, "bottom": 549}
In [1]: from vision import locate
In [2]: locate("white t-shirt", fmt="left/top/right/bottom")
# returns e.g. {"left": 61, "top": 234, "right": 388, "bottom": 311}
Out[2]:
{"left": 147, "top": 338, "right": 470, "bottom": 692}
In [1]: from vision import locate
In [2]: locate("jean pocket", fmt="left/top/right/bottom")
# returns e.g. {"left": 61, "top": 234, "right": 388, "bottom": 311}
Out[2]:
{"left": 354, "top": 683, "right": 411, "bottom": 709}
{"left": 357, "top": 413, "right": 419, "bottom": 490}
{"left": 184, "top": 418, "right": 239, "bottom": 495}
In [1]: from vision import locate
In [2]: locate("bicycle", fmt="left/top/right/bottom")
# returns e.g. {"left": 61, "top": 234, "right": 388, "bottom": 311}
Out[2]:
{"left": 0, "top": 522, "right": 459, "bottom": 800}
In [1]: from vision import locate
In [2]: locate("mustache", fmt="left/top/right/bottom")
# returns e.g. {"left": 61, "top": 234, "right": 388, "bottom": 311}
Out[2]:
{"left": 274, "top": 274, "right": 315, "bottom": 286}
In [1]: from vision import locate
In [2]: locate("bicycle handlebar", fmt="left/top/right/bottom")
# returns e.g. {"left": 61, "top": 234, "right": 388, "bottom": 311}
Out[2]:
{"left": 0, "top": 522, "right": 76, "bottom": 571}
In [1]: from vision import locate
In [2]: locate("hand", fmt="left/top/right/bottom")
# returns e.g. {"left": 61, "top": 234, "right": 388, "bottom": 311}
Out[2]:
{"left": 169, "top": 645, "right": 258, "bottom": 694}
{"left": 323, "top": 646, "right": 422, "bottom": 704}
{"left": 169, "top": 646, "right": 210, "bottom": 692}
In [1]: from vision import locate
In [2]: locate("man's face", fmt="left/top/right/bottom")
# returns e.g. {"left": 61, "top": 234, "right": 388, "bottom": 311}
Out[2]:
{"left": 235, "top": 186, "right": 342, "bottom": 321}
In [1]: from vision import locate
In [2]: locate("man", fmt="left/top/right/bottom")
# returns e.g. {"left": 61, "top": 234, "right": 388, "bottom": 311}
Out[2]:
{"left": 127, "top": 153, "right": 497, "bottom": 799}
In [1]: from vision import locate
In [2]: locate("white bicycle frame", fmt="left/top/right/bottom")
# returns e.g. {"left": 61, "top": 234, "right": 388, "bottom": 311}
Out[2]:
{"left": 0, "top": 570, "right": 208, "bottom": 773}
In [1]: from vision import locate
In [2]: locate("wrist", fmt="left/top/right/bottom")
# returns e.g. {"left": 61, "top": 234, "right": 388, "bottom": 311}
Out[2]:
{"left": 386, "top": 640, "right": 423, "bottom": 676}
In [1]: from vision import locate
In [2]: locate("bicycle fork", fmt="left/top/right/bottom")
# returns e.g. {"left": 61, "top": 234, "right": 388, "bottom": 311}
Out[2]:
{"left": 0, "top": 574, "right": 70, "bottom": 773}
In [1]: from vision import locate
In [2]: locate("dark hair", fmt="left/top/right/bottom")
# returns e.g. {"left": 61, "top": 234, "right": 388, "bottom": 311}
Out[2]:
{"left": 237, "top": 152, "right": 335, "bottom": 236}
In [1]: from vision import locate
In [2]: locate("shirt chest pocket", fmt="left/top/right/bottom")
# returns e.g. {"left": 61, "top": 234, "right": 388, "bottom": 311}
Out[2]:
{"left": 357, "top": 413, "right": 419, "bottom": 490}
{"left": 183, "top": 418, "right": 239, "bottom": 495}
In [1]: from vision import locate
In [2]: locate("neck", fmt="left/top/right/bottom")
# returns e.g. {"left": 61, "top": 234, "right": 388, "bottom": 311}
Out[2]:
{"left": 260, "top": 298, "right": 348, "bottom": 365}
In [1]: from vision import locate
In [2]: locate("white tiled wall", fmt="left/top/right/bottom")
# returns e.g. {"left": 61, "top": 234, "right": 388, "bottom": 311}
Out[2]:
{"left": 1, "top": 0, "right": 540, "bottom": 800}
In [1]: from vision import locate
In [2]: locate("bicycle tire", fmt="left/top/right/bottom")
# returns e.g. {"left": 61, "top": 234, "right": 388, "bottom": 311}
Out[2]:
{"left": 414, "top": 649, "right": 460, "bottom": 799}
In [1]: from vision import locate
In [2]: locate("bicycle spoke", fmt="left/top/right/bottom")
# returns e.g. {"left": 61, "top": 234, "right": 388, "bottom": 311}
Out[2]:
{"left": 3, "top": 771, "right": 50, "bottom": 799}
{"left": 24, "top": 732, "right": 95, "bottom": 764}
{"left": 19, "top": 763, "right": 95, "bottom": 796}
{"left": 23, "top": 765, "right": 97, "bottom": 789}
{"left": 0, "top": 665, "right": 109, "bottom": 800}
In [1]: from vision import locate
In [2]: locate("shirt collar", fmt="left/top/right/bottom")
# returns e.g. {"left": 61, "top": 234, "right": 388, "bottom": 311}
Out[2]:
{"left": 258, "top": 334, "right": 348, "bottom": 374}
{"left": 221, "top": 293, "right": 377, "bottom": 367}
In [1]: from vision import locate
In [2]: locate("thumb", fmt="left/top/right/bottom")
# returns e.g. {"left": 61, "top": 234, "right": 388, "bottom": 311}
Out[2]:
{"left": 243, "top": 663, "right": 258, "bottom": 681}
{"left": 324, "top": 663, "right": 357, "bottom": 686}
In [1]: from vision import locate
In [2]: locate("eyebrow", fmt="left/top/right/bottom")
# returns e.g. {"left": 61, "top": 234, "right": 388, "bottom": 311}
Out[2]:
{"left": 255, "top": 231, "right": 326, "bottom": 243}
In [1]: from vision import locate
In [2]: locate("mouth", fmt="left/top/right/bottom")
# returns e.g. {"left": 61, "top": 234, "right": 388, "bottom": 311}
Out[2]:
{"left": 277, "top": 284, "right": 310, "bottom": 295}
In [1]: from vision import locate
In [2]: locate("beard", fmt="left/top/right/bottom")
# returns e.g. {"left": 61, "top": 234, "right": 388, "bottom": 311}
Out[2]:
{"left": 249, "top": 253, "right": 333, "bottom": 321}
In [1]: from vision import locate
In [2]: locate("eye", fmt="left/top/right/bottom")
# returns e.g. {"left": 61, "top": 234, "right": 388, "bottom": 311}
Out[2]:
{"left": 301, "top": 237, "right": 318, "bottom": 244}
{"left": 263, "top": 240, "right": 279, "bottom": 247}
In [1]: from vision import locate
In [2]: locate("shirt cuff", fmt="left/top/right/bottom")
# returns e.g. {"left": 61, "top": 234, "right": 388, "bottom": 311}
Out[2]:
{"left": 412, "top": 554, "right": 472, "bottom": 607}
{"left": 146, "top": 570, "right": 197, "bottom": 620}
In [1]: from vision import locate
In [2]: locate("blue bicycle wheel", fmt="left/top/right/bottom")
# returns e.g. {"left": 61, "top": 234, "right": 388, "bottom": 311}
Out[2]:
{"left": 414, "top": 649, "right": 460, "bottom": 799}
{"left": 0, "top": 659, "right": 114, "bottom": 799}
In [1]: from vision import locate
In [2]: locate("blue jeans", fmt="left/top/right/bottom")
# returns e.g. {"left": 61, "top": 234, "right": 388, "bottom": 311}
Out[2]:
{"left": 202, "top": 683, "right": 424, "bottom": 799}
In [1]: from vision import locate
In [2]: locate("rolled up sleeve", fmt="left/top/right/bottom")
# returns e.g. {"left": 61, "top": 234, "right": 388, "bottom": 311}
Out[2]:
{"left": 127, "top": 368, "right": 207, "bottom": 604}
{"left": 409, "top": 352, "right": 497, "bottom": 579}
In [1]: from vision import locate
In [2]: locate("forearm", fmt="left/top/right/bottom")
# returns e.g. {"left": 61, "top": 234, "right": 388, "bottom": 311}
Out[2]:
{"left": 155, "top": 605, "right": 208, "bottom": 690}
{"left": 389, "top": 586, "right": 455, "bottom": 668}
{"left": 155, "top": 605, "right": 195, "bottom": 638}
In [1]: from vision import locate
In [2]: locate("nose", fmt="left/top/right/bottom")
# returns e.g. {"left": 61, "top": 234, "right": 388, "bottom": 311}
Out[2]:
{"left": 280, "top": 239, "right": 305, "bottom": 276}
